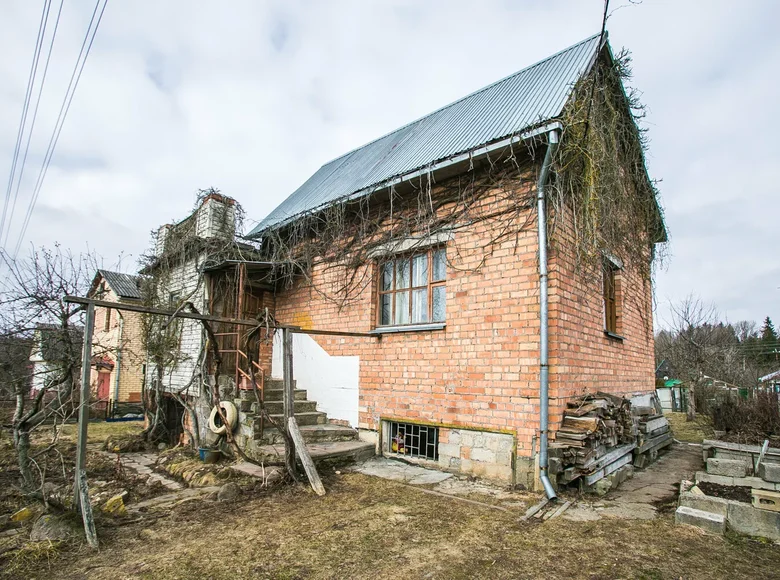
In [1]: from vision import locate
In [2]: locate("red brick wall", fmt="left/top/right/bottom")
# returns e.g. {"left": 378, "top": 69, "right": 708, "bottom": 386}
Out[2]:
{"left": 547, "top": 213, "right": 656, "bottom": 433}
{"left": 269, "top": 166, "right": 656, "bottom": 462}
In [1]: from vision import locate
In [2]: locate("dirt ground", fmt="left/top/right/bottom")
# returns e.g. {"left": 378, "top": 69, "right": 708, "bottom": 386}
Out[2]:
{"left": 2, "top": 423, "right": 780, "bottom": 580}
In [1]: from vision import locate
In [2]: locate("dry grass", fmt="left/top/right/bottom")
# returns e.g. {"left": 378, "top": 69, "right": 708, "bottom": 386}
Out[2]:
{"left": 7, "top": 472, "right": 780, "bottom": 580}
{"left": 666, "top": 412, "right": 714, "bottom": 444}
{"left": 58, "top": 420, "right": 144, "bottom": 445}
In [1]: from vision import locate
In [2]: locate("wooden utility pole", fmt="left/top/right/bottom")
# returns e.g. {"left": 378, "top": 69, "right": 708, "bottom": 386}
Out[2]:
{"left": 73, "top": 302, "right": 98, "bottom": 548}
{"left": 282, "top": 328, "right": 297, "bottom": 477}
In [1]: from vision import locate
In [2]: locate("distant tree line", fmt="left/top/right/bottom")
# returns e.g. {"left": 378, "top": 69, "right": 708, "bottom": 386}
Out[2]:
{"left": 655, "top": 295, "right": 779, "bottom": 419}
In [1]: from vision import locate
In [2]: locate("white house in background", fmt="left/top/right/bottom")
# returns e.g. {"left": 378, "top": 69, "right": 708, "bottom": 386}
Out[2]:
{"left": 29, "top": 324, "right": 83, "bottom": 394}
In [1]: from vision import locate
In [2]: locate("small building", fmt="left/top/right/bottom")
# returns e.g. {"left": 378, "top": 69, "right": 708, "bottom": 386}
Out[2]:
{"left": 87, "top": 270, "right": 146, "bottom": 413}
{"left": 29, "top": 324, "right": 83, "bottom": 394}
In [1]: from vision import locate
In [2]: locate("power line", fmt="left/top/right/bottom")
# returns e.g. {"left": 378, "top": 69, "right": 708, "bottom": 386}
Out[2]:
{"left": 12, "top": 0, "right": 109, "bottom": 259}
{"left": 2, "top": 0, "right": 65, "bottom": 250}
{"left": 0, "top": 0, "right": 52, "bottom": 244}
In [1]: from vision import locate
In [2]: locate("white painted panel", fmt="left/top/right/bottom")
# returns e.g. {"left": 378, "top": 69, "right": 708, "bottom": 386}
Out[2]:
{"left": 656, "top": 388, "right": 672, "bottom": 412}
{"left": 271, "top": 331, "right": 359, "bottom": 427}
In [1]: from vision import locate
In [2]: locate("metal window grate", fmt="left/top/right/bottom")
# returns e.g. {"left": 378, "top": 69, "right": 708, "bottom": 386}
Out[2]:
{"left": 388, "top": 421, "right": 439, "bottom": 460}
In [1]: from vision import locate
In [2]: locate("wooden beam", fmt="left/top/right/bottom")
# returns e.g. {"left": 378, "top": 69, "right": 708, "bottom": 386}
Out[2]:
{"left": 288, "top": 417, "right": 325, "bottom": 496}
{"left": 282, "top": 328, "right": 297, "bottom": 477}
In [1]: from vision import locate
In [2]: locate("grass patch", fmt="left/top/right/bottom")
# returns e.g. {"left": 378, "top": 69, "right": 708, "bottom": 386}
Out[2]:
{"left": 12, "top": 473, "right": 780, "bottom": 580}
{"left": 666, "top": 412, "right": 714, "bottom": 443}
{"left": 2, "top": 540, "right": 63, "bottom": 577}
{"left": 59, "top": 420, "right": 144, "bottom": 445}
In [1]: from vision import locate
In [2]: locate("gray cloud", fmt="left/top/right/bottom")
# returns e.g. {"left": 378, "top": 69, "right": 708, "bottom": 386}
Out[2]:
{"left": 1, "top": 0, "right": 777, "bottom": 328}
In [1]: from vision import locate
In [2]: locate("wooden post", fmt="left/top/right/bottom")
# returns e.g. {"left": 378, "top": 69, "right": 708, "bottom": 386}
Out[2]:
{"left": 289, "top": 417, "right": 325, "bottom": 496}
{"left": 282, "top": 328, "right": 297, "bottom": 477}
{"left": 73, "top": 302, "right": 98, "bottom": 547}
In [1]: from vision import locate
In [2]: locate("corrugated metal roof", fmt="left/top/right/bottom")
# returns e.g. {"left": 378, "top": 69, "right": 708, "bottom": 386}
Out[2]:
{"left": 99, "top": 270, "right": 143, "bottom": 300}
{"left": 249, "top": 33, "right": 604, "bottom": 237}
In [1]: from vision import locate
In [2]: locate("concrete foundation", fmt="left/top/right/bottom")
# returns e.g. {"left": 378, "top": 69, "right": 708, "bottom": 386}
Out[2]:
{"left": 381, "top": 421, "right": 516, "bottom": 484}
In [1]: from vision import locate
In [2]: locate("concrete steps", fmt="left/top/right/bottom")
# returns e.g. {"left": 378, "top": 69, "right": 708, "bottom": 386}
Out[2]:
{"left": 232, "top": 377, "right": 374, "bottom": 467}
{"left": 250, "top": 440, "right": 376, "bottom": 465}
{"left": 259, "top": 423, "right": 361, "bottom": 445}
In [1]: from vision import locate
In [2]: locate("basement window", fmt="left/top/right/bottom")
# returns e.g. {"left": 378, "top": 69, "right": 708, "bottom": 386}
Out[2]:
{"left": 388, "top": 421, "right": 439, "bottom": 460}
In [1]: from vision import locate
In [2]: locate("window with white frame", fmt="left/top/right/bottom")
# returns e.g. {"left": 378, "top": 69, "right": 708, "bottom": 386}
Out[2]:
{"left": 378, "top": 247, "right": 446, "bottom": 326}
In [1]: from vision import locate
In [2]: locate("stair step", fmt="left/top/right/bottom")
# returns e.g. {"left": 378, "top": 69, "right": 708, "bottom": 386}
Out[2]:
{"left": 262, "top": 388, "right": 308, "bottom": 402}
{"left": 258, "top": 423, "right": 359, "bottom": 444}
{"left": 248, "top": 440, "right": 375, "bottom": 465}
{"left": 268, "top": 411, "right": 326, "bottom": 427}
{"left": 264, "top": 378, "right": 292, "bottom": 390}
{"left": 259, "top": 400, "right": 317, "bottom": 415}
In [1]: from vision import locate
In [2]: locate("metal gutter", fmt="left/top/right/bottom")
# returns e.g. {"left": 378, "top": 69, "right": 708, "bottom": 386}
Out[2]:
{"left": 537, "top": 128, "right": 560, "bottom": 500}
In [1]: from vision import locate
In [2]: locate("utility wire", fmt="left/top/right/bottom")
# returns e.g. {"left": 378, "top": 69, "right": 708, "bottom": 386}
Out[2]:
{"left": 0, "top": 0, "right": 52, "bottom": 245}
{"left": 12, "top": 0, "right": 109, "bottom": 259}
{"left": 2, "top": 0, "right": 65, "bottom": 250}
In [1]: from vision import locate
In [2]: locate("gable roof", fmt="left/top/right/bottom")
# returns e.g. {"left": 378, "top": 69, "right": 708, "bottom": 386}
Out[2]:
{"left": 92, "top": 270, "right": 143, "bottom": 300}
{"left": 249, "top": 33, "right": 605, "bottom": 237}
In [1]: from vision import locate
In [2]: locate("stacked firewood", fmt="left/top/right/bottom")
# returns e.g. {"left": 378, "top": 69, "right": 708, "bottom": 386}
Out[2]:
{"left": 551, "top": 392, "right": 638, "bottom": 486}
{"left": 551, "top": 392, "right": 674, "bottom": 487}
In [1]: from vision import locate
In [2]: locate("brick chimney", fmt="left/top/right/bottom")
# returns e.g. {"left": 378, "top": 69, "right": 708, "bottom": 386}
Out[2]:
{"left": 195, "top": 193, "right": 236, "bottom": 240}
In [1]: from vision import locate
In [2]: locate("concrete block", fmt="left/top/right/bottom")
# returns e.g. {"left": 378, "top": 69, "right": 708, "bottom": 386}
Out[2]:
{"left": 751, "top": 489, "right": 780, "bottom": 512}
{"left": 727, "top": 501, "right": 780, "bottom": 540}
{"left": 679, "top": 491, "right": 729, "bottom": 517}
{"left": 759, "top": 462, "right": 780, "bottom": 483}
{"left": 437, "top": 443, "right": 460, "bottom": 459}
{"left": 695, "top": 471, "right": 734, "bottom": 487}
{"left": 675, "top": 506, "right": 726, "bottom": 535}
{"left": 470, "top": 447, "right": 496, "bottom": 464}
{"left": 707, "top": 458, "right": 747, "bottom": 478}
{"left": 448, "top": 430, "right": 461, "bottom": 445}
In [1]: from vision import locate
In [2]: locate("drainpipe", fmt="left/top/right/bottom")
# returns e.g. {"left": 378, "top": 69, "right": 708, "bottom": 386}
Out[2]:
{"left": 113, "top": 312, "right": 124, "bottom": 406}
{"left": 537, "top": 129, "right": 560, "bottom": 500}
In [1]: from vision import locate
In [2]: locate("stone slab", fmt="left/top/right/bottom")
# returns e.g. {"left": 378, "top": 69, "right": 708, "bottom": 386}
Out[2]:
{"left": 351, "top": 457, "right": 454, "bottom": 485}
{"left": 695, "top": 471, "right": 779, "bottom": 491}
{"left": 679, "top": 491, "right": 729, "bottom": 517}
{"left": 759, "top": 462, "right": 780, "bottom": 483}
{"left": 728, "top": 500, "right": 780, "bottom": 540}
{"left": 675, "top": 506, "right": 726, "bottom": 535}
{"left": 707, "top": 457, "right": 747, "bottom": 478}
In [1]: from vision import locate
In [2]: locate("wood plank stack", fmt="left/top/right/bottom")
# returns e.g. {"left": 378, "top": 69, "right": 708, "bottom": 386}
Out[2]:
{"left": 550, "top": 392, "right": 638, "bottom": 487}
{"left": 550, "top": 392, "right": 675, "bottom": 488}
{"left": 631, "top": 402, "right": 673, "bottom": 467}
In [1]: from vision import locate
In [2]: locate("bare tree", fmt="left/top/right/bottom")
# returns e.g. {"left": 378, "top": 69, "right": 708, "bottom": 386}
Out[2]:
{"left": 0, "top": 245, "right": 99, "bottom": 490}
{"left": 658, "top": 295, "right": 719, "bottom": 420}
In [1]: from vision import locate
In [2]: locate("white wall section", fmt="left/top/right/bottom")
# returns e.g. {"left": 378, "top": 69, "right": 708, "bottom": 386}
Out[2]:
{"left": 272, "top": 331, "right": 360, "bottom": 427}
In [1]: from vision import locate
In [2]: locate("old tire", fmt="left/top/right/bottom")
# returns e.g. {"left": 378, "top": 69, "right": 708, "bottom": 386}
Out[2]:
{"left": 208, "top": 401, "right": 238, "bottom": 435}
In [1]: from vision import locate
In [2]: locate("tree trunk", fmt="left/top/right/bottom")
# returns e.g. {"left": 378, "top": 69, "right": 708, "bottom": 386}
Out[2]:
{"left": 687, "top": 380, "right": 697, "bottom": 421}
{"left": 15, "top": 430, "right": 34, "bottom": 489}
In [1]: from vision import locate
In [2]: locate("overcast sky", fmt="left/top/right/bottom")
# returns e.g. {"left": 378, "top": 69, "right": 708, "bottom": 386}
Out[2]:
{"left": 0, "top": 0, "right": 777, "bottom": 330}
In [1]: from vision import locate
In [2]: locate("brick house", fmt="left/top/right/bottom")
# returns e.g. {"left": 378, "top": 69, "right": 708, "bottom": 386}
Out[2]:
{"left": 238, "top": 33, "right": 666, "bottom": 489}
{"left": 87, "top": 270, "right": 146, "bottom": 412}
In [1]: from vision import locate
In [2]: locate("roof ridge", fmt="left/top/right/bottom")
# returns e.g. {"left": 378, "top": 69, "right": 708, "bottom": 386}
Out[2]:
{"left": 322, "top": 33, "right": 602, "bottom": 167}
